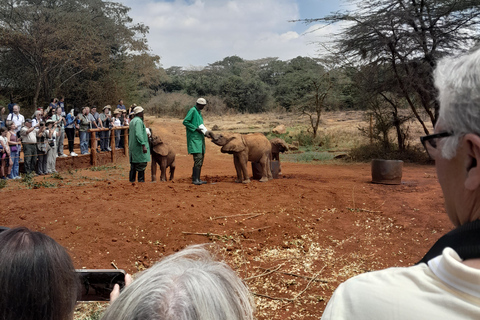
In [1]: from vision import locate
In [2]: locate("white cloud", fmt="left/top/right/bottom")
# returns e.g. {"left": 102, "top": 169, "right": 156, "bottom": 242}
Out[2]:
{"left": 119, "top": 0, "right": 343, "bottom": 68}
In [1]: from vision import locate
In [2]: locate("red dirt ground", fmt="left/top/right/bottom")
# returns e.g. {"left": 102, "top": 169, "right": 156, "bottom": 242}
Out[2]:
{"left": 0, "top": 116, "right": 452, "bottom": 319}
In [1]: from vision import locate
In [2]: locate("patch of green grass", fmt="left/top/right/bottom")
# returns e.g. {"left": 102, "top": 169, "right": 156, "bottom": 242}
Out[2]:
{"left": 0, "top": 179, "right": 7, "bottom": 189}
{"left": 348, "top": 143, "right": 430, "bottom": 163}
{"left": 51, "top": 172, "right": 64, "bottom": 180}
{"left": 283, "top": 150, "right": 334, "bottom": 163}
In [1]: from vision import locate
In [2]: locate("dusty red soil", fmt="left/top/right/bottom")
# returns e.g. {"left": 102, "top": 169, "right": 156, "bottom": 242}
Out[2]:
{"left": 0, "top": 116, "right": 451, "bottom": 319}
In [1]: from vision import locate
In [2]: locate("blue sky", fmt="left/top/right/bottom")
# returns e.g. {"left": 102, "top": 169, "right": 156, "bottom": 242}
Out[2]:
{"left": 117, "top": 0, "right": 348, "bottom": 68}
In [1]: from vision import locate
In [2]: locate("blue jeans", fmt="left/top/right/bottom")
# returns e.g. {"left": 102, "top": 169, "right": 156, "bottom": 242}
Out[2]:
{"left": 79, "top": 131, "right": 90, "bottom": 154}
{"left": 8, "top": 148, "right": 20, "bottom": 178}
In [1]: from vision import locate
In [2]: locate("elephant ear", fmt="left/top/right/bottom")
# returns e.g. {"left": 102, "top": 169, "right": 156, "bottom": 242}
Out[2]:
{"left": 221, "top": 135, "right": 246, "bottom": 154}
{"left": 153, "top": 143, "right": 169, "bottom": 156}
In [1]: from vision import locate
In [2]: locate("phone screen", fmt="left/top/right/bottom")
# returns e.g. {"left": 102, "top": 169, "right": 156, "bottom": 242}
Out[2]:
{"left": 76, "top": 269, "right": 126, "bottom": 301}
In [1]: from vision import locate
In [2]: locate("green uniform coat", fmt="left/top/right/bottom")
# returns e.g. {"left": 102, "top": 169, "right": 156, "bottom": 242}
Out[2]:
{"left": 183, "top": 106, "right": 205, "bottom": 154}
{"left": 129, "top": 116, "right": 150, "bottom": 163}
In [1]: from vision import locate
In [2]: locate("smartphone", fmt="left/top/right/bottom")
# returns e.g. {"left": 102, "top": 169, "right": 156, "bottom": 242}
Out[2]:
{"left": 76, "top": 269, "right": 126, "bottom": 301}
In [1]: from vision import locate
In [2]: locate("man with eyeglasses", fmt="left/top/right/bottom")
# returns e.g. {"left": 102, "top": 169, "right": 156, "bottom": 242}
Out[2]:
{"left": 322, "top": 48, "right": 480, "bottom": 319}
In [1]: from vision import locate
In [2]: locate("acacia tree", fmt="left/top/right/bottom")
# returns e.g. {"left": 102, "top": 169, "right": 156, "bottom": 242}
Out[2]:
{"left": 304, "top": 0, "right": 480, "bottom": 135}
{"left": 0, "top": 0, "right": 150, "bottom": 108}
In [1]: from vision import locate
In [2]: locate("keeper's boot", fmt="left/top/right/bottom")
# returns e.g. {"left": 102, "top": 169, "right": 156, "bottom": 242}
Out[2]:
{"left": 198, "top": 167, "right": 207, "bottom": 184}
{"left": 138, "top": 170, "right": 145, "bottom": 183}
{"left": 129, "top": 168, "right": 137, "bottom": 182}
{"left": 192, "top": 167, "right": 205, "bottom": 185}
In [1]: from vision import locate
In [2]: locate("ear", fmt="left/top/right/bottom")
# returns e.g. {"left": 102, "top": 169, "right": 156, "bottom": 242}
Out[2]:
{"left": 221, "top": 135, "right": 246, "bottom": 153}
{"left": 153, "top": 143, "right": 168, "bottom": 156}
{"left": 464, "top": 134, "right": 480, "bottom": 190}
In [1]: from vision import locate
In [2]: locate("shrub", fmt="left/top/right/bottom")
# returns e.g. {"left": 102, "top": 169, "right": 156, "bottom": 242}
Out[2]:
{"left": 348, "top": 143, "right": 430, "bottom": 163}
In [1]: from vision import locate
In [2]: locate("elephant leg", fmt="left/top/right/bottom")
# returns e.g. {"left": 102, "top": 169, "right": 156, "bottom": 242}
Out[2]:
{"left": 160, "top": 158, "right": 168, "bottom": 181}
{"left": 238, "top": 153, "right": 250, "bottom": 183}
{"left": 233, "top": 155, "right": 243, "bottom": 183}
{"left": 151, "top": 156, "right": 157, "bottom": 182}
{"left": 259, "top": 155, "right": 271, "bottom": 182}
{"left": 266, "top": 156, "right": 273, "bottom": 180}
{"left": 169, "top": 161, "right": 176, "bottom": 181}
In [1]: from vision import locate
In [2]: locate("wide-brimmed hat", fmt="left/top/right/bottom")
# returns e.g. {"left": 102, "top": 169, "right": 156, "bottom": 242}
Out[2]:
{"left": 113, "top": 109, "right": 121, "bottom": 114}
{"left": 133, "top": 106, "right": 144, "bottom": 114}
{"left": 45, "top": 119, "right": 54, "bottom": 124}
{"left": 103, "top": 105, "right": 111, "bottom": 110}
{"left": 196, "top": 98, "right": 206, "bottom": 105}
{"left": 25, "top": 118, "right": 32, "bottom": 123}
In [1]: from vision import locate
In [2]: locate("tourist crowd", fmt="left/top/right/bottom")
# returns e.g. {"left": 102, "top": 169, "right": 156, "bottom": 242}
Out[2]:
{"left": 0, "top": 97, "right": 134, "bottom": 179}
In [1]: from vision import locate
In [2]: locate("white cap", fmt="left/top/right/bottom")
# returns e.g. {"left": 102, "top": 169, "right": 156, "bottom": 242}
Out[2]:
{"left": 196, "top": 98, "right": 207, "bottom": 105}
{"left": 133, "top": 106, "right": 144, "bottom": 114}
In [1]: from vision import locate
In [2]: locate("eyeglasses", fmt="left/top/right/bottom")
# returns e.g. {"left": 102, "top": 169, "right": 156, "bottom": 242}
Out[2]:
{"left": 420, "top": 131, "right": 453, "bottom": 159}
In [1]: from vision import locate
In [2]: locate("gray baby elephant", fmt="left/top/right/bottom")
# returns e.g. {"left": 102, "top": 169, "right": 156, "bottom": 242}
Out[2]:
{"left": 148, "top": 129, "right": 176, "bottom": 182}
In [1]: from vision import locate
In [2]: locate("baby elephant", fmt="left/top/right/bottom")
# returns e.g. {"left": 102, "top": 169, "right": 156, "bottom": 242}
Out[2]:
{"left": 270, "top": 138, "right": 288, "bottom": 175}
{"left": 148, "top": 130, "right": 176, "bottom": 182}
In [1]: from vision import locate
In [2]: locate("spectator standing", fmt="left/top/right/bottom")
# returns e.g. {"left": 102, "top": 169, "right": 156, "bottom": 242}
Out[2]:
{"left": 31, "top": 110, "right": 43, "bottom": 128}
{"left": 0, "top": 107, "right": 5, "bottom": 128}
{"left": 7, "top": 96, "right": 15, "bottom": 115}
{"left": 127, "top": 103, "right": 136, "bottom": 116}
{"left": 36, "top": 121, "right": 48, "bottom": 175}
{"left": 183, "top": 98, "right": 209, "bottom": 185}
{"left": 45, "top": 98, "right": 58, "bottom": 119}
{"left": 20, "top": 119, "right": 43, "bottom": 175}
{"left": 89, "top": 106, "right": 101, "bottom": 151}
{"left": 6, "top": 104, "right": 24, "bottom": 135}
{"left": 0, "top": 127, "right": 12, "bottom": 179}
{"left": 128, "top": 106, "right": 150, "bottom": 183}
{"left": 112, "top": 109, "right": 122, "bottom": 149}
{"left": 78, "top": 107, "right": 91, "bottom": 155}
{"left": 58, "top": 96, "right": 66, "bottom": 116}
{"left": 99, "top": 106, "right": 112, "bottom": 152}
{"left": 6, "top": 122, "right": 21, "bottom": 179}
{"left": 65, "top": 109, "right": 78, "bottom": 156}
{"left": 45, "top": 119, "right": 57, "bottom": 174}
{"left": 321, "top": 48, "right": 480, "bottom": 320}
{"left": 51, "top": 107, "right": 67, "bottom": 157}
{"left": 119, "top": 109, "right": 126, "bottom": 148}
{"left": 116, "top": 99, "right": 126, "bottom": 110}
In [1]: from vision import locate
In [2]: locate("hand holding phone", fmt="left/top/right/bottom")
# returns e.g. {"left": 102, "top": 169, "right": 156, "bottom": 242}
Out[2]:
{"left": 76, "top": 269, "right": 126, "bottom": 302}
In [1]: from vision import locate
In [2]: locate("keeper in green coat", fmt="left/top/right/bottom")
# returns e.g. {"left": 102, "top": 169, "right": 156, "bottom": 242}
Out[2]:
{"left": 128, "top": 106, "right": 150, "bottom": 183}
{"left": 183, "top": 98, "right": 210, "bottom": 185}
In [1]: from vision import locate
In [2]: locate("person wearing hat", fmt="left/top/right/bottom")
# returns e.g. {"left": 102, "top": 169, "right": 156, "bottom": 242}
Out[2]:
{"left": 183, "top": 98, "right": 210, "bottom": 185}
{"left": 19, "top": 118, "right": 44, "bottom": 175}
{"left": 99, "top": 105, "right": 112, "bottom": 152}
{"left": 128, "top": 106, "right": 150, "bottom": 182}
{"left": 112, "top": 109, "right": 122, "bottom": 149}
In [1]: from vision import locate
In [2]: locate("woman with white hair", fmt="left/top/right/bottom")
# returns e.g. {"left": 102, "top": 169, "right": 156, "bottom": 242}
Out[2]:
{"left": 102, "top": 245, "right": 255, "bottom": 320}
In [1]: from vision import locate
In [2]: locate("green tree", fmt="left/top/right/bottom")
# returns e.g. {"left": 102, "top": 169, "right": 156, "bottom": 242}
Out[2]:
{"left": 304, "top": 0, "right": 480, "bottom": 134}
{"left": 0, "top": 0, "right": 151, "bottom": 109}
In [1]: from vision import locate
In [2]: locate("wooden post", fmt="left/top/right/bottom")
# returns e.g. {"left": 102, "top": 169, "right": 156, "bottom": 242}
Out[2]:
{"left": 124, "top": 126, "right": 129, "bottom": 156}
{"left": 110, "top": 128, "right": 115, "bottom": 162}
{"left": 91, "top": 131, "right": 97, "bottom": 166}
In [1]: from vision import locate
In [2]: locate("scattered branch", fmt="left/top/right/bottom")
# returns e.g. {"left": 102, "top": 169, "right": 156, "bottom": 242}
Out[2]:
{"left": 244, "top": 263, "right": 285, "bottom": 281}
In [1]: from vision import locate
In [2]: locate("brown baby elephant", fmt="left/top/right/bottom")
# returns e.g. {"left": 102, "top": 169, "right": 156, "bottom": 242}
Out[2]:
{"left": 270, "top": 138, "right": 288, "bottom": 175}
{"left": 209, "top": 132, "right": 272, "bottom": 183}
{"left": 149, "top": 130, "right": 176, "bottom": 182}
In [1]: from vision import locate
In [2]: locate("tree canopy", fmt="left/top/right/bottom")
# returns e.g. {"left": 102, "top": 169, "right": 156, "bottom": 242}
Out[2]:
{"left": 0, "top": 0, "right": 157, "bottom": 110}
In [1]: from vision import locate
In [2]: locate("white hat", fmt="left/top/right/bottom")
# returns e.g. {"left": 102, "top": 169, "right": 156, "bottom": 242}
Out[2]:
{"left": 103, "top": 105, "right": 111, "bottom": 110}
{"left": 133, "top": 106, "right": 144, "bottom": 114}
{"left": 196, "top": 98, "right": 207, "bottom": 105}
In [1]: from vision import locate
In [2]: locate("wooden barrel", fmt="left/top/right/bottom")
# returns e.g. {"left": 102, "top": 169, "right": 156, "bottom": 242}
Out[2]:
{"left": 371, "top": 159, "right": 403, "bottom": 185}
